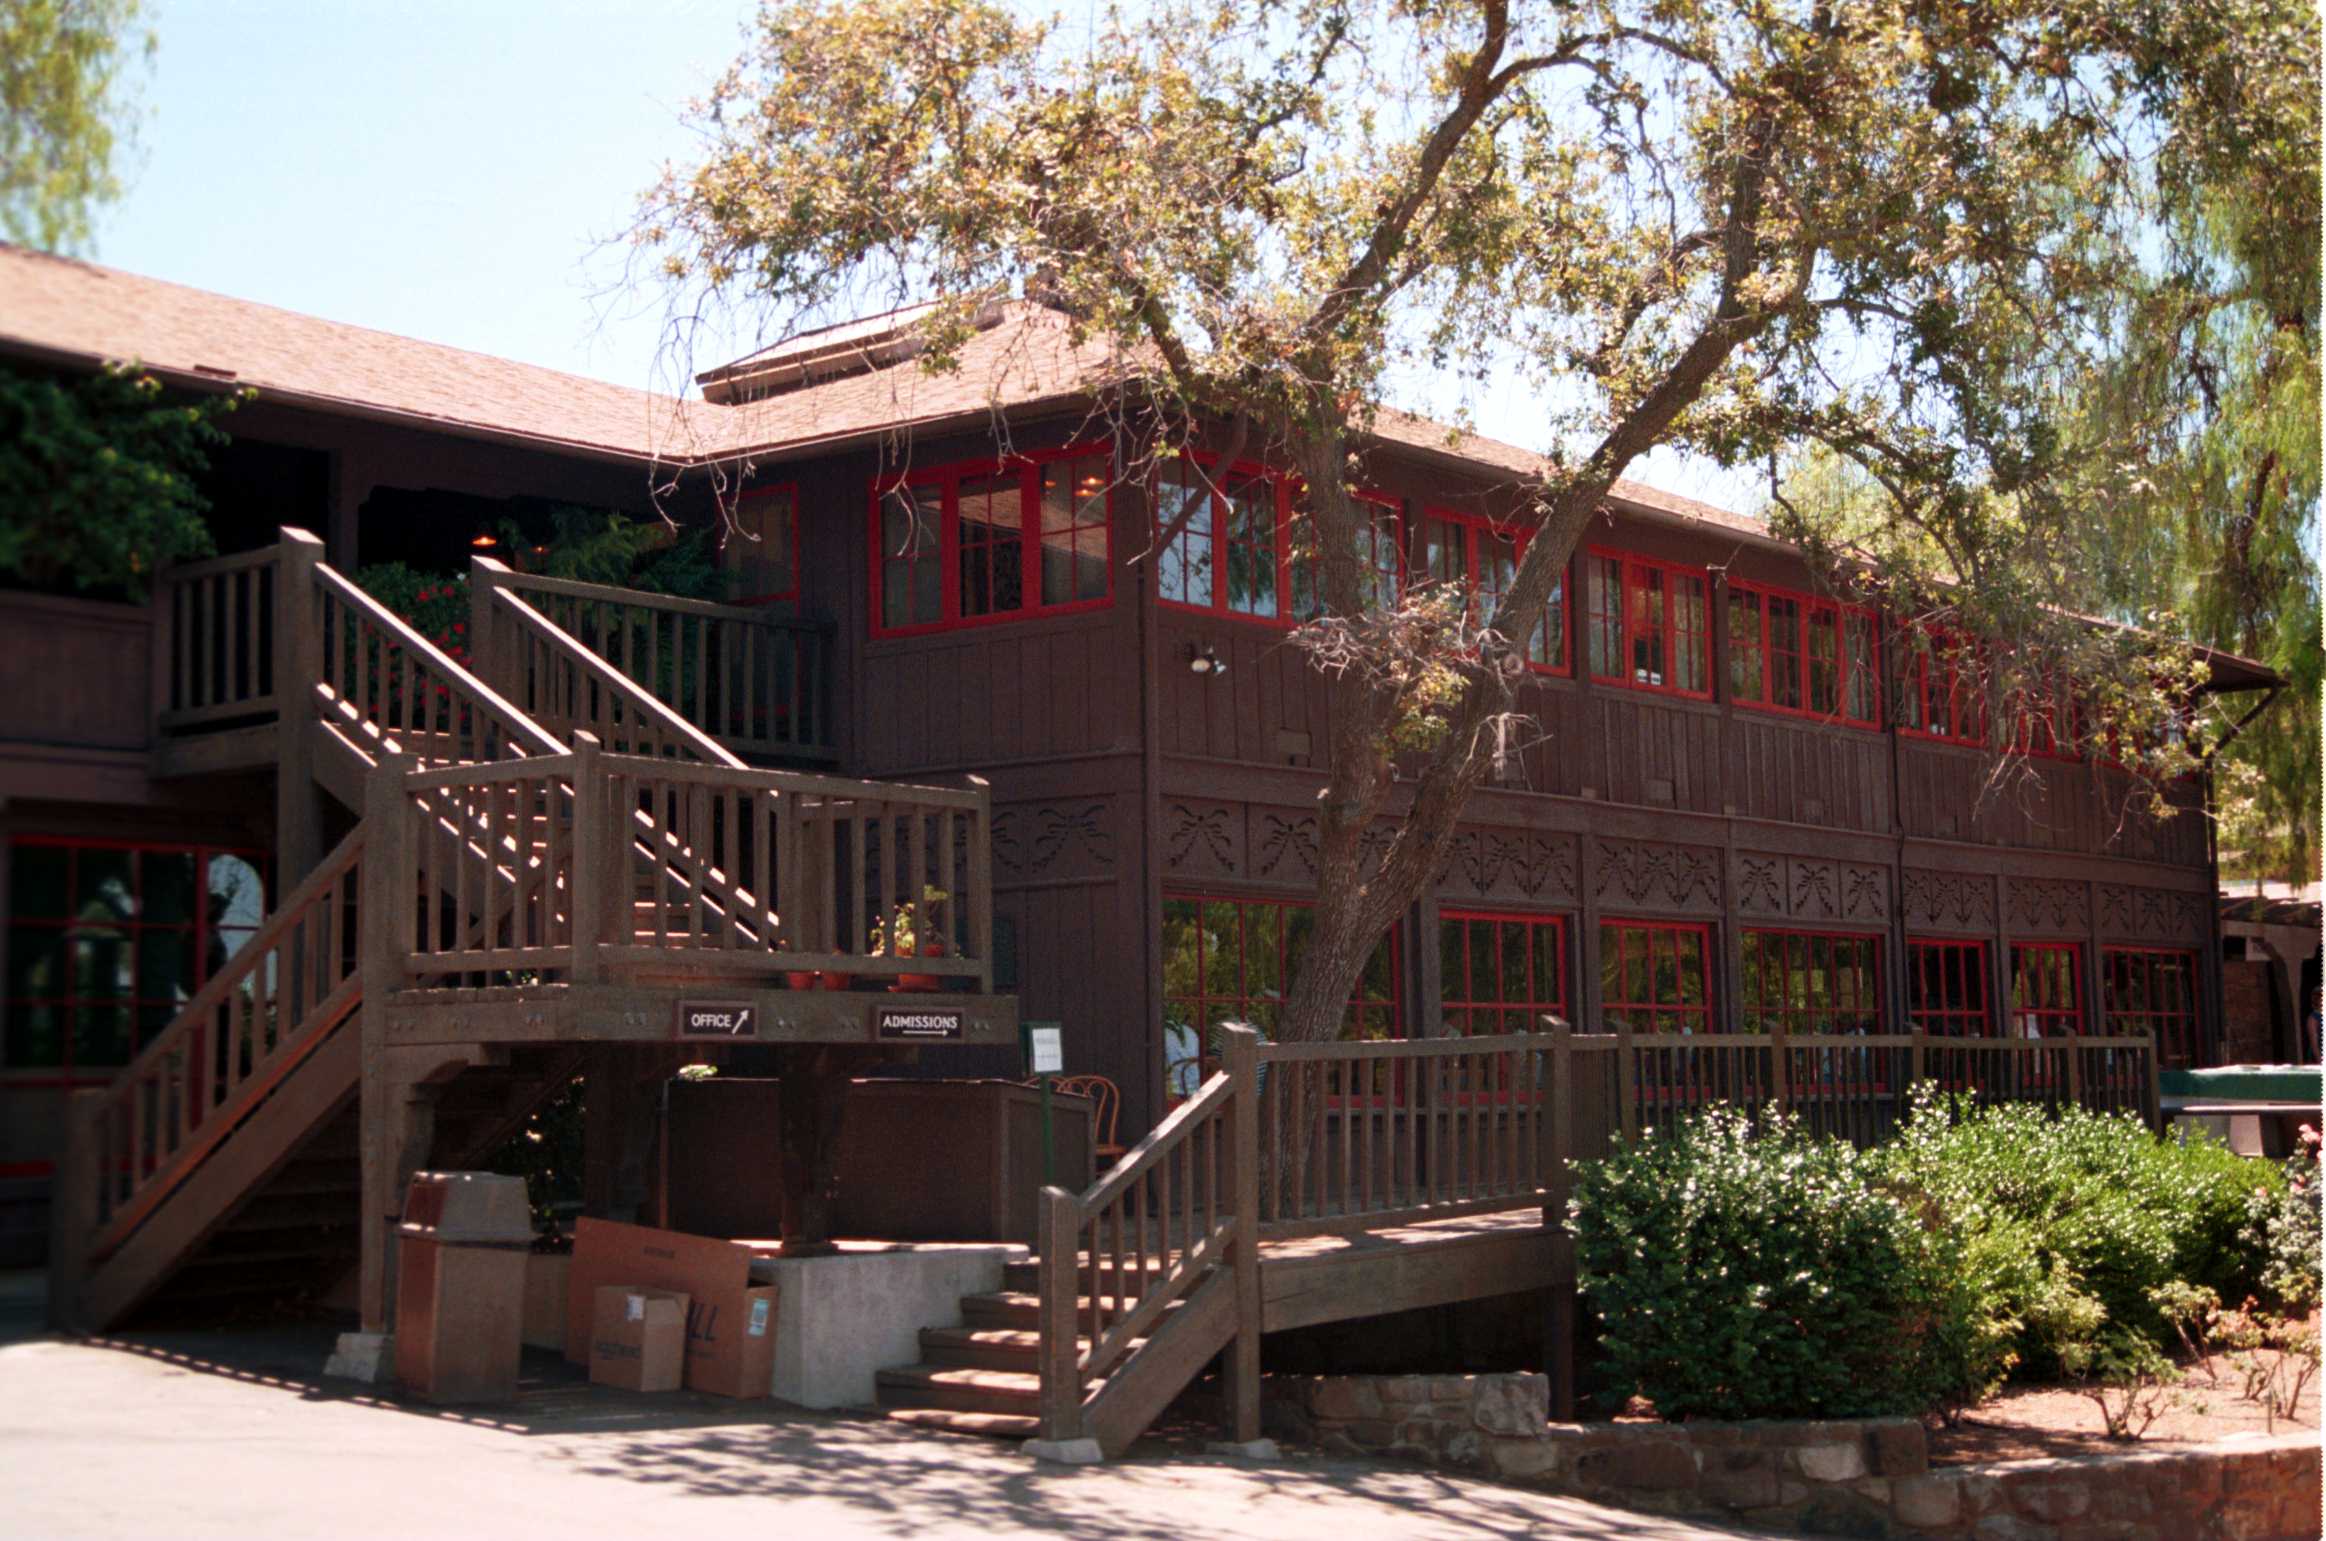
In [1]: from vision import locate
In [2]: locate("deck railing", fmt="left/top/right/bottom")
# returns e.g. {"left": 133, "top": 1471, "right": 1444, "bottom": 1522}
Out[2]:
{"left": 153, "top": 542, "right": 285, "bottom": 731}
{"left": 1035, "top": 1021, "right": 2161, "bottom": 1447}
{"left": 473, "top": 566, "right": 836, "bottom": 762}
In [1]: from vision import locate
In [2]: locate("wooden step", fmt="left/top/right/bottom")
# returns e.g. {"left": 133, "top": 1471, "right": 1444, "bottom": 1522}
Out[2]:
{"left": 875, "top": 1364, "right": 1043, "bottom": 1415}
{"left": 881, "top": 1407, "right": 1040, "bottom": 1441}
{"left": 217, "top": 1191, "right": 359, "bottom": 1235}
{"left": 958, "top": 1289, "right": 1177, "bottom": 1332}
{"left": 1000, "top": 1259, "right": 1166, "bottom": 1294}
{"left": 918, "top": 1325, "right": 1040, "bottom": 1371}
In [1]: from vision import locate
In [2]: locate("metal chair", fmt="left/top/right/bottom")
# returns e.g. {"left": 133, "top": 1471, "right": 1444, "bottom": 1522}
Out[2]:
{"left": 1051, "top": 1073, "right": 1127, "bottom": 1166}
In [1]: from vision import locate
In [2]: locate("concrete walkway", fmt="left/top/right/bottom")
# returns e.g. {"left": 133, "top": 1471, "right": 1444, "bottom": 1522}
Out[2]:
{"left": 0, "top": 1318, "right": 1759, "bottom": 1540}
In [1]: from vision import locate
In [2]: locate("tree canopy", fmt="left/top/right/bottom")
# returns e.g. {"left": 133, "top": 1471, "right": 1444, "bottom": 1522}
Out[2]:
{"left": 639, "top": 0, "right": 2318, "bottom": 1041}
{"left": 0, "top": 0, "right": 149, "bottom": 254}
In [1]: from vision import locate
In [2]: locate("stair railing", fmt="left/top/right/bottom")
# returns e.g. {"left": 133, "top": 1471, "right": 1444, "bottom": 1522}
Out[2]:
{"left": 152, "top": 540, "right": 285, "bottom": 732}
{"left": 73, "top": 826, "right": 367, "bottom": 1263}
{"left": 470, "top": 563, "right": 836, "bottom": 762}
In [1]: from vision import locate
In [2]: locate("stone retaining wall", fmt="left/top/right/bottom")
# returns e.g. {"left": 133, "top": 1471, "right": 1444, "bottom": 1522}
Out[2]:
{"left": 1263, "top": 1371, "right": 2321, "bottom": 1539}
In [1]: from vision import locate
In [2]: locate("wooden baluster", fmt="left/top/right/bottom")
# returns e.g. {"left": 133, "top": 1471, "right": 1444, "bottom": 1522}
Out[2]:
{"left": 906, "top": 806, "right": 929, "bottom": 961}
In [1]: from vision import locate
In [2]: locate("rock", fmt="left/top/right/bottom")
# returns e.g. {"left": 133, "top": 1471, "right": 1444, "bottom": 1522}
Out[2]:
{"left": 1470, "top": 1374, "right": 1549, "bottom": 1437}
{"left": 1485, "top": 1435, "right": 1560, "bottom": 1482}
{"left": 1308, "top": 1379, "right": 1382, "bottom": 1422}
{"left": 2008, "top": 1478, "right": 2092, "bottom": 1522}
{"left": 1892, "top": 1473, "right": 1964, "bottom": 1530}
{"left": 1442, "top": 1430, "right": 1482, "bottom": 1469}
{"left": 1794, "top": 1488, "right": 1888, "bottom": 1540}
{"left": 1868, "top": 1419, "right": 1928, "bottom": 1476}
{"left": 323, "top": 1331, "right": 392, "bottom": 1384}
{"left": 1378, "top": 1377, "right": 1431, "bottom": 1404}
{"left": 1578, "top": 1438, "right": 1699, "bottom": 1493}
{"left": 1796, "top": 1440, "right": 1868, "bottom": 1483}
{"left": 1204, "top": 1438, "right": 1282, "bottom": 1461}
{"left": 1699, "top": 1450, "right": 1779, "bottom": 1510}
{"left": 1429, "top": 1377, "right": 1470, "bottom": 1401}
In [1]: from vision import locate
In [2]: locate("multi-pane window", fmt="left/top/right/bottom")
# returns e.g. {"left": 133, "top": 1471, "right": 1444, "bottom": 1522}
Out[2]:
{"left": 1899, "top": 629, "right": 1987, "bottom": 745}
{"left": 728, "top": 483, "right": 798, "bottom": 603}
{"left": 1729, "top": 582, "right": 1880, "bottom": 727}
{"left": 2009, "top": 942, "right": 2085, "bottom": 1037}
{"left": 871, "top": 449, "right": 1113, "bottom": 635}
{"left": 1292, "top": 493, "right": 1403, "bottom": 619}
{"left": 1584, "top": 551, "right": 1710, "bottom": 697}
{"left": 1740, "top": 930, "right": 1882, "bottom": 1034}
{"left": 1908, "top": 939, "right": 1993, "bottom": 1036}
{"left": 2005, "top": 674, "right": 2077, "bottom": 761}
{"left": 1160, "top": 894, "right": 1400, "bottom": 1092}
{"left": 1158, "top": 457, "right": 1293, "bottom": 621}
{"left": 2102, "top": 948, "right": 2201, "bottom": 1067}
{"left": 1419, "top": 511, "right": 1566, "bottom": 672}
{"left": 5, "top": 840, "right": 266, "bottom": 1074}
{"left": 1598, "top": 920, "right": 1714, "bottom": 1033}
{"left": 1439, "top": 912, "right": 1568, "bottom": 1035}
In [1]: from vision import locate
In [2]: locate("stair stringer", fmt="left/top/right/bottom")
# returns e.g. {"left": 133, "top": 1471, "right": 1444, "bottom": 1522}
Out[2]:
{"left": 1080, "top": 1266, "right": 1237, "bottom": 1457}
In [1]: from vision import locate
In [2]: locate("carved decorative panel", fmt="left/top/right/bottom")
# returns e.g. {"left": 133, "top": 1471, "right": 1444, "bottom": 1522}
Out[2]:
{"left": 1902, "top": 869, "right": 1997, "bottom": 933}
{"left": 1161, "top": 801, "right": 1240, "bottom": 879}
{"left": 1254, "top": 813, "right": 1321, "bottom": 881}
{"left": 1735, "top": 852, "right": 1888, "bottom": 925}
{"left": 992, "top": 801, "right": 1116, "bottom": 885}
{"left": 1593, "top": 838, "right": 1722, "bottom": 915}
{"left": 1736, "top": 854, "right": 1785, "bottom": 918}
{"left": 2097, "top": 883, "right": 2208, "bottom": 944}
{"left": 1438, "top": 829, "right": 1580, "bottom": 907}
{"left": 2006, "top": 877, "right": 2089, "bottom": 935}
{"left": 1840, "top": 864, "right": 1889, "bottom": 924}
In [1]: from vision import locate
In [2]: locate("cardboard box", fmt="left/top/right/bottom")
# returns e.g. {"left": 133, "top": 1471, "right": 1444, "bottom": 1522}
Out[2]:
{"left": 566, "top": 1218, "right": 780, "bottom": 1400}
{"left": 521, "top": 1252, "right": 570, "bottom": 1351}
{"left": 589, "top": 1285, "right": 687, "bottom": 1392}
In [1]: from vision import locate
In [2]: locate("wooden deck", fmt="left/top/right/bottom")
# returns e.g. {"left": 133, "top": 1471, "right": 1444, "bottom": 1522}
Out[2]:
{"left": 1260, "top": 1207, "right": 1557, "bottom": 1333}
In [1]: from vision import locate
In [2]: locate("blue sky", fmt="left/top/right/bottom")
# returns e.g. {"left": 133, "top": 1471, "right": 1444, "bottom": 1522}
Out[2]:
{"left": 92, "top": 0, "right": 1754, "bottom": 510}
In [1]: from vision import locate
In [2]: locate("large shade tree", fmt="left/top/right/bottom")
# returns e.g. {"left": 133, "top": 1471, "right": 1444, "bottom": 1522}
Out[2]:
{"left": 637, "top": 0, "right": 2314, "bottom": 1049}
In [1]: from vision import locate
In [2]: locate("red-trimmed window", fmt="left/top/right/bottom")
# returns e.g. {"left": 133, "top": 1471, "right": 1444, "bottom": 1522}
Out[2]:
{"left": 1907, "top": 939, "right": 1993, "bottom": 1036}
{"left": 2009, "top": 942, "right": 2085, "bottom": 1037}
{"left": 1439, "top": 912, "right": 1569, "bottom": 1035}
{"left": 2102, "top": 947, "right": 2201, "bottom": 1067}
{"left": 1729, "top": 582, "right": 1880, "bottom": 727}
{"left": 2005, "top": 673, "right": 2078, "bottom": 761}
{"left": 1159, "top": 893, "right": 1400, "bottom": 1093}
{"left": 1292, "top": 491, "right": 1404, "bottom": 620}
{"left": 5, "top": 840, "right": 267, "bottom": 1076}
{"left": 1584, "top": 551, "right": 1710, "bottom": 697}
{"left": 1420, "top": 510, "right": 1568, "bottom": 673}
{"left": 1598, "top": 919, "right": 1714, "bottom": 1033}
{"left": 728, "top": 483, "right": 800, "bottom": 603}
{"left": 870, "top": 448, "right": 1113, "bottom": 636}
{"left": 1899, "top": 628, "right": 1987, "bottom": 746}
{"left": 1741, "top": 929, "right": 1882, "bottom": 1034}
{"left": 1156, "top": 456, "right": 1290, "bottom": 622}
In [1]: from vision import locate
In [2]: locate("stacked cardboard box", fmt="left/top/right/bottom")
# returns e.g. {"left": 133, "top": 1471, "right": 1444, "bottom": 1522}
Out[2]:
{"left": 566, "top": 1219, "right": 778, "bottom": 1399}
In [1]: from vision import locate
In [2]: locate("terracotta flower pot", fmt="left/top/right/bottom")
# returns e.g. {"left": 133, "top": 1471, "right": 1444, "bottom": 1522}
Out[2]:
{"left": 892, "top": 941, "right": 945, "bottom": 993}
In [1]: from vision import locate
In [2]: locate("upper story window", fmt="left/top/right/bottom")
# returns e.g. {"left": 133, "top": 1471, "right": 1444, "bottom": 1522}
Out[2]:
{"left": 1158, "top": 457, "right": 1400, "bottom": 625}
{"left": 871, "top": 449, "right": 1113, "bottom": 636}
{"left": 1420, "top": 511, "right": 1568, "bottom": 673}
{"left": 2004, "top": 672, "right": 2078, "bottom": 761}
{"left": 1728, "top": 582, "right": 1879, "bottom": 727}
{"left": 1898, "top": 628, "right": 1988, "bottom": 746}
{"left": 1584, "top": 550, "right": 1711, "bottom": 698}
{"left": 728, "top": 484, "right": 800, "bottom": 604}
{"left": 1291, "top": 492, "right": 1402, "bottom": 620}
{"left": 6, "top": 839, "right": 267, "bottom": 1076}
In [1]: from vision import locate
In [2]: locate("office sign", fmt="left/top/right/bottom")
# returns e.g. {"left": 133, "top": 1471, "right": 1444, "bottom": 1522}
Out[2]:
{"left": 674, "top": 1000, "right": 758, "bottom": 1040}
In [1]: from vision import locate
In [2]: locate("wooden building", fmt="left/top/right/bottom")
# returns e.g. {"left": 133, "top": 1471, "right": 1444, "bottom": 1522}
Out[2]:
{"left": 0, "top": 247, "right": 2272, "bottom": 1329}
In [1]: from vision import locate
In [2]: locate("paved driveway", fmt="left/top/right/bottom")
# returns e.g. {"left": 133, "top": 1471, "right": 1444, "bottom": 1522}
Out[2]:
{"left": 0, "top": 1316, "right": 1755, "bottom": 1540}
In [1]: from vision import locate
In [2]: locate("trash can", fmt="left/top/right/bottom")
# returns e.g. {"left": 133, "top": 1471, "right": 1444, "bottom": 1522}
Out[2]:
{"left": 392, "top": 1171, "right": 532, "bottom": 1404}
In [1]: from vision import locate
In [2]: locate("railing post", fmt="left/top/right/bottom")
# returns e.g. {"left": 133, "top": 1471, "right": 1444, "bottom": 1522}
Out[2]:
{"left": 274, "top": 530, "right": 328, "bottom": 882}
{"left": 1768, "top": 1018, "right": 1791, "bottom": 1114}
{"left": 1036, "top": 1186, "right": 1083, "bottom": 1441}
{"left": 1910, "top": 1029, "right": 1927, "bottom": 1092}
{"left": 2064, "top": 1033, "right": 2084, "bottom": 1110}
{"left": 468, "top": 555, "right": 512, "bottom": 701}
{"left": 1222, "top": 1025, "right": 1263, "bottom": 1445}
{"left": 2144, "top": 1031, "right": 2163, "bottom": 1132}
{"left": 966, "top": 774, "right": 994, "bottom": 990}
{"left": 568, "top": 732, "right": 603, "bottom": 984}
{"left": 1544, "top": 1017, "right": 1579, "bottom": 1420}
{"left": 46, "top": 1089, "right": 105, "bottom": 1332}
{"left": 1614, "top": 1023, "right": 1639, "bottom": 1142}
{"left": 356, "top": 746, "right": 412, "bottom": 1333}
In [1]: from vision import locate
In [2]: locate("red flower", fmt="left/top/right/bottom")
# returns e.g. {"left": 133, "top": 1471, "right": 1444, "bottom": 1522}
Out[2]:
{"left": 452, "top": 623, "right": 465, "bottom": 635}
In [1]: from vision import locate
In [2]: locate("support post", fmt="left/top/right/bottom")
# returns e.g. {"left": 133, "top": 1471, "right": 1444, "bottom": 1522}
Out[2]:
{"left": 467, "top": 555, "right": 511, "bottom": 700}
{"left": 1036, "top": 1186, "right": 1083, "bottom": 1440}
{"left": 2065, "top": 1032, "right": 2084, "bottom": 1110}
{"left": 1910, "top": 1029, "right": 1927, "bottom": 1092}
{"left": 274, "top": 530, "right": 328, "bottom": 884}
{"left": 1543, "top": 1016, "right": 1578, "bottom": 1420}
{"left": 357, "top": 746, "right": 411, "bottom": 1333}
{"left": 568, "top": 732, "right": 603, "bottom": 983}
{"left": 46, "top": 1090, "right": 104, "bottom": 1332}
{"left": 2144, "top": 1031, "right": 2163, "bottom": 1133}
{"left": 1768, "top": 1018, "right": 1791, "bottom": 1113}
{"left": 1614, "top": 1023, "right": 1639, "bottom": 1142}
{"left": 1222, "top": 1025, "right": 1263, "bottom": 1444}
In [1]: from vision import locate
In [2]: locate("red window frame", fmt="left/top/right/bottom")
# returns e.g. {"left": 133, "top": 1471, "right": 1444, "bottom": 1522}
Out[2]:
{"left": 2101, "top": 946, "right": 2202, "bottom": 1068}
{"left": 2004, "top": 671, "right": 2080, "bottom": 762}
{"left": 1292, "top": 490, "right": 1404, "bottom": 621}
{"left": 5, "top": 837, "right": 268, "bottom": 1081}
{"left": 868, "top": 446, "right": 1115, "bottom": 638}
{"left": 1898, "top": 627, "right": 1988, "bottom": 746}
{"left": 1159, "top": 892, "right": 1402, "bottom": 1094}
{"left": 1583, "top": 549, "right": 1712, "bottom": 699}
{"left": 1907, "top": 938, "right": 1993, "bottom": 1037}
{"left": 1439, "top": 911, "right": 1570, "bottom": 1035}
{"left": 2009, "top": 942, "right": 2086, "bottom": 1038}
{"left": 1728, "top": 580, "right": 1881, "bottom": 728}
{"left": 1740, "top": 929, "right": 1883, "bottom": 1035}
{"left": 1419, "top": 509, "right": 1570, "bottom": 674}
{"left": 1155, "top": 455, "right": 1294, "bottom": 626}
{"left": 728, "top": 482, "right": 801, "bottom": 604}
{"left": 1597, "top": 919, "right": 1715, "bottom": 1033}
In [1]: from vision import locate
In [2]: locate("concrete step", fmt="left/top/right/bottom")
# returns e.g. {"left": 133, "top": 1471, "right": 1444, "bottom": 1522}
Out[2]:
{"left": 875, "top": 1363, "right": 1043, "bottom": 1416}
{"left": 881, "top": 1407, "right": 1040, "bottom": 1441}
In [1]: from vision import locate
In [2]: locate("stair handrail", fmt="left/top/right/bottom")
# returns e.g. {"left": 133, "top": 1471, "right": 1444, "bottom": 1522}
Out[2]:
{"left": 311, "top": 562, "right": 566, "bottom": 763}
{"left": 476, "top": 567, "right": 744, "bottom": 769}
{"left": 1036, "top": 1028, "right": 1255, "bottom": 1442}
{"left": 80, "top": 825, "right": 368, "bottom": 1259}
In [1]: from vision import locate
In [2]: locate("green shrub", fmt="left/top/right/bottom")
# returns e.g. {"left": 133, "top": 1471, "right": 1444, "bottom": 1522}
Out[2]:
{"left": 1879, "top": 1092, "right": 2278, "bottom": 1353}
{"left": 2243, "top": 1128, "right": 2322, "bottom": 1312}
{"left": 1567, "top": 1106, "right": 1962, "bottom": 1420}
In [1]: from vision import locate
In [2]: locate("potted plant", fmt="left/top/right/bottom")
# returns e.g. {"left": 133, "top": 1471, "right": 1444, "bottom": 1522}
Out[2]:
{"left": 872, "top": 885, "right": 951, "bottom": 992}
{"left": 778, "top": 939, "right": 852, "bottom": 992}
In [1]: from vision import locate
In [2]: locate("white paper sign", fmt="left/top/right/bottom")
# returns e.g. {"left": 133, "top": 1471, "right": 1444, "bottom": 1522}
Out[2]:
{"left": 625, "top": 1294, "right": 645, "bottom": 1322}
{"left": 1028, "top": 1025, "right": 1064, "bottom": 1076}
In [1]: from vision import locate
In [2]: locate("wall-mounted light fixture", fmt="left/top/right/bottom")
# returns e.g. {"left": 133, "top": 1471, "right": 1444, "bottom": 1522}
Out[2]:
{"left": 471, "top": 533, "right": 498, "bottom": 549}
{"left": 1188, "top": 641, "right": 1227, "bottom": 677}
